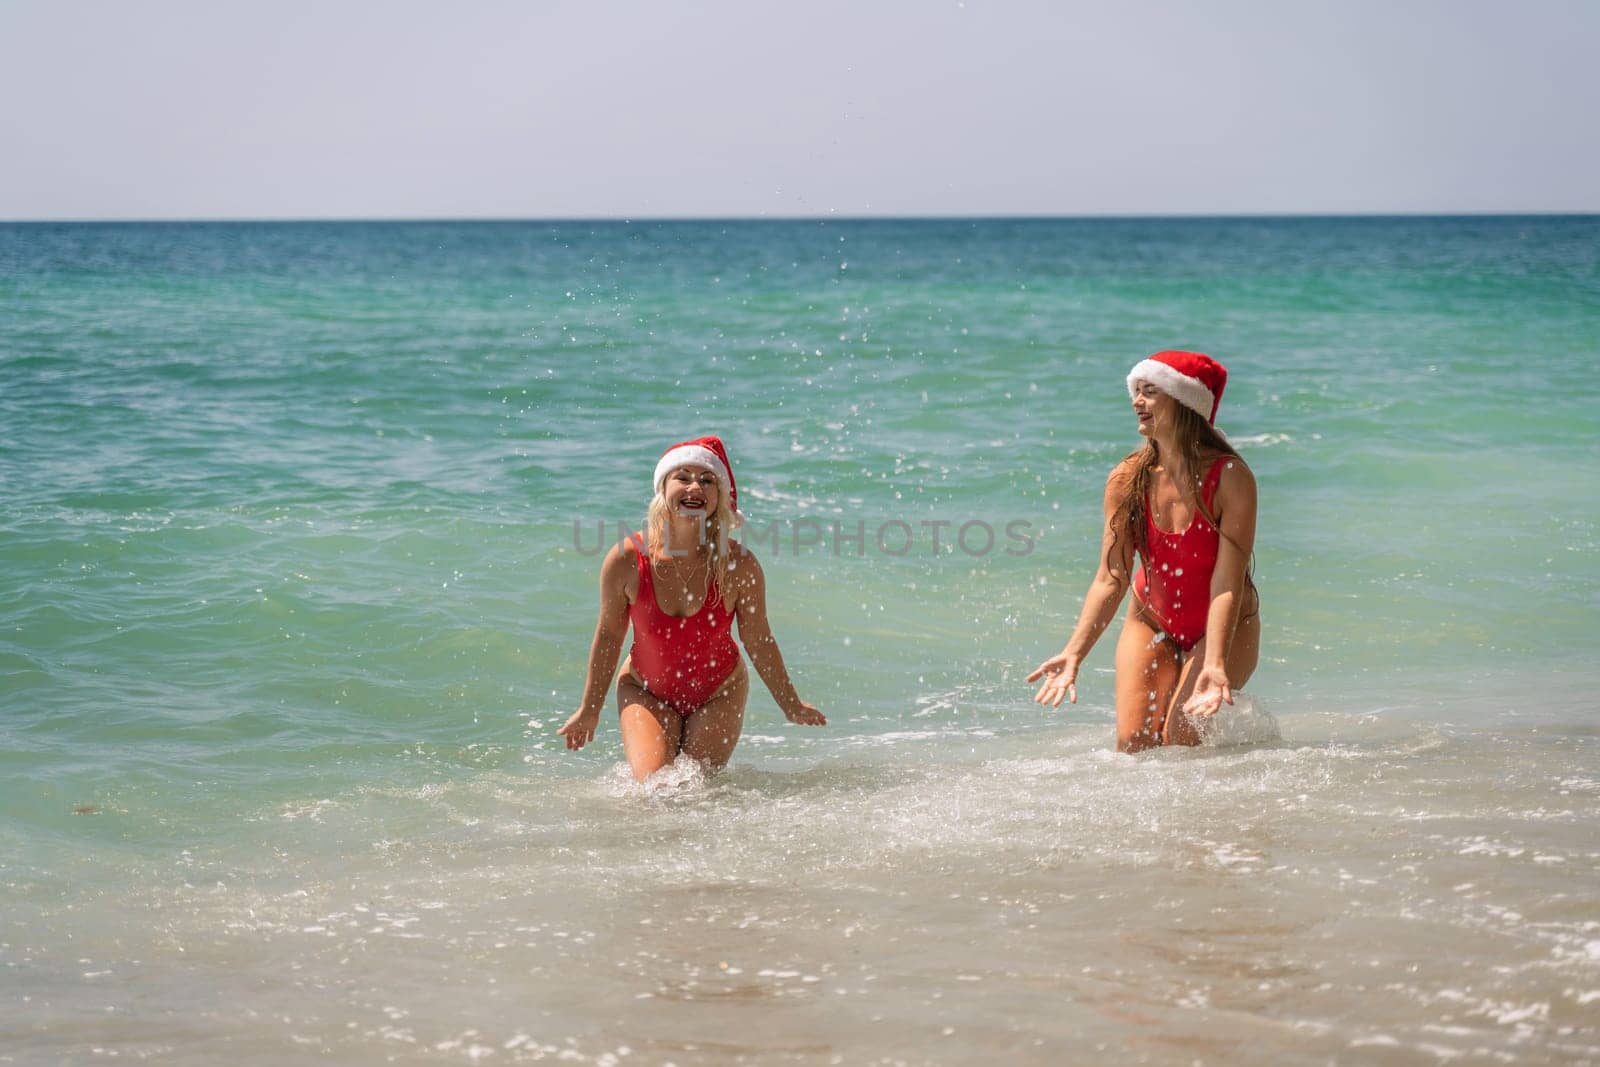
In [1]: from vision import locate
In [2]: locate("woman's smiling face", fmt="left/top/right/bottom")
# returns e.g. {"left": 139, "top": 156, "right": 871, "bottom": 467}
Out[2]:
{"left": 663, "top": 464, "right": 720, "bottom": 518}
{"left": 1131, "top": 380, "right": 1176, "bottom": 438}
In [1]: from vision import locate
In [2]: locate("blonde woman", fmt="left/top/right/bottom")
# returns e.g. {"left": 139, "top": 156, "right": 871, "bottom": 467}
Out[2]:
{"left": 559, "top": 436, "right": 824, "bottom": 780}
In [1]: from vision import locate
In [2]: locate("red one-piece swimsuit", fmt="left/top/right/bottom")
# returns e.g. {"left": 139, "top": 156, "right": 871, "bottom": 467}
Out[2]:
{"left": 1131, "top": 455, "right": 1232, "bottom": 652}
{"left": 626, "top": 533, "right": 740, "bottom": 714}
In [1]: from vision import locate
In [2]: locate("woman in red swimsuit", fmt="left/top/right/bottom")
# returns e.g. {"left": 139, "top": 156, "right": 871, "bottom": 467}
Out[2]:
{"left": 558, "top": 436, "right": 824, "bottom": 780}
{"left": 1028, "top": 351, "right": 1260, "bottom": 752}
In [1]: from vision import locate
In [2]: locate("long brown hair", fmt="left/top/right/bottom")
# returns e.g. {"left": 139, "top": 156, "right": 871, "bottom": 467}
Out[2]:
{"left": 1108, "top": 404, "right": 1255, "bottom": 602}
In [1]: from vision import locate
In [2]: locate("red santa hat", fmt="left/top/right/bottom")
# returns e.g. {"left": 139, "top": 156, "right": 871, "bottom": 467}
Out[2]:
{"left": 653, "top": 435, "right": 739, "bottom": 516}
{"left": 1126, "top": 350, "right": 1228, "bottom": 424}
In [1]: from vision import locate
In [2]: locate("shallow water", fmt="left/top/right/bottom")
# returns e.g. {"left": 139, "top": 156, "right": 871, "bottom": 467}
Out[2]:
{"left": 3, "top": 217, "right": 1599, "bottom": 1063}
{"left": 8, "top": 715, "right": 1600, "bottom": 1064}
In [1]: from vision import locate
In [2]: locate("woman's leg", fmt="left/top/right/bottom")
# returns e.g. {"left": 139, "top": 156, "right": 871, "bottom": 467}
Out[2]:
{"left": 679, "top": 663, "right": 750, "bottom": 771}
{"left": 1162, "top": 603, "right": 1261, "bottom": 747}
{"left": 1114, "top": 604, "right": 1181, "bottom": 753}
{"left": 617, "top": 673, "right": 684, "bottom": 782}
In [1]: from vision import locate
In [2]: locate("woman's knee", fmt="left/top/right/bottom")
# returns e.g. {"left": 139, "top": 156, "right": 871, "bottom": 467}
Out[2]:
{"left": 1114, "top": 622, "right": 1177, "bottom": 747}
{"left": 680, "top": 689, "right": 747, "bottom": 765}
{"left": 1227, "top": 611, "right": 1261, "bottom": 688}
{"left": 617, "top": 684, "right": 683, "bottom": 780}
{"left": 681, "top": 712, "right": 744, "bottom": 762}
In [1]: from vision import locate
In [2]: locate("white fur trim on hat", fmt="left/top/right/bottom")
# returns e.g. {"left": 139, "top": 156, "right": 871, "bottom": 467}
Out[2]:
{"left": 1126, "top": 358, "right": 1216, "bottom": 422}
{"left": 653, "top": 445, "right": 729, "bottom": 494}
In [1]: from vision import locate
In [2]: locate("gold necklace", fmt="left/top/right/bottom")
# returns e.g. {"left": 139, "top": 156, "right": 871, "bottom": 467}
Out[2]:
{"left": 656, "top": 551, "right": 710, "bottom": 603}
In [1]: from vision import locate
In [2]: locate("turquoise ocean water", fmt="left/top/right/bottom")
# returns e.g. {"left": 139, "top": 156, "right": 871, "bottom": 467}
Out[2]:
{"left": 3, "top": 218, "right": 1599, "bottom": 1063}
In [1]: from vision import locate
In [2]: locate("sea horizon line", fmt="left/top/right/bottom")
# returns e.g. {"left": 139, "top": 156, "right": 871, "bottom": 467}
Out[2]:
{"left": 4, "top": 210, "right": 1597, "bottom": 226}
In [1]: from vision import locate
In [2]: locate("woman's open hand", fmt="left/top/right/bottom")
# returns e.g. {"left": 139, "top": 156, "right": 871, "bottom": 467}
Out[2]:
{"left": 557, "top": 708, "right": 601, "bottom": 751}
{"left": 1028, "top": 651, "right": 1079, "bottom": 707}
{"left": 782, "top": 700, "right": 826, "bottom": 726}
{"left": 1181, "top": 665, "right": 1233, "bottom": 719}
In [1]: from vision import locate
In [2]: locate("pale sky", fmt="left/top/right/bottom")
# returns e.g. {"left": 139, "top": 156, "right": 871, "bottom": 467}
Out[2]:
{"left": 3, "top": 0, "right": 1596, "bottom": 219}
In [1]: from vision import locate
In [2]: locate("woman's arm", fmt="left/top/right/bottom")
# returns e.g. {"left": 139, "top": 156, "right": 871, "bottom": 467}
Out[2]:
{"left": 1184, "top": 459, "right": 1258, "bottom": 717}
{"left": 557, "top": 544, "right": 633, "bottom": 750}
{"left": 1029, "top": 465, "right": 1137, "bottom": 706}
{"left": 731, "top": 550, "right": 825, "bottom": 726}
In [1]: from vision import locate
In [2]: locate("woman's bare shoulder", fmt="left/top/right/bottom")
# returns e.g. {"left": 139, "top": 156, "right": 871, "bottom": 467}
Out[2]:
{"left": 611, "top": 531, "right": 645, "bottom": 563}
{"left": 726, "top": 538, "right": 764, "bottom": 575}
{"left": 1106, "top": 453, "right": 1142, "bottom": 490}
{"left": 601, "top": 534, "right": 642, "bottom": 591}
{"left": 1215, "top": 452, "right": 1255, "bottom": 480}
{"left": 1213, "top": 453, "right": 1257, "bottom": 502}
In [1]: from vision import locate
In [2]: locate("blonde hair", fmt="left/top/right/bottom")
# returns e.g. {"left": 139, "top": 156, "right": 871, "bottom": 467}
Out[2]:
{"left": 645, "top": 484, "right": 736, "bottom": 602}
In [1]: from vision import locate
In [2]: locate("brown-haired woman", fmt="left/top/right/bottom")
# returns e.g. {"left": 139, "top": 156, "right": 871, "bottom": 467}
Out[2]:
{"left": 1028, "top": 351, "right": 1260, "bottom": 752}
